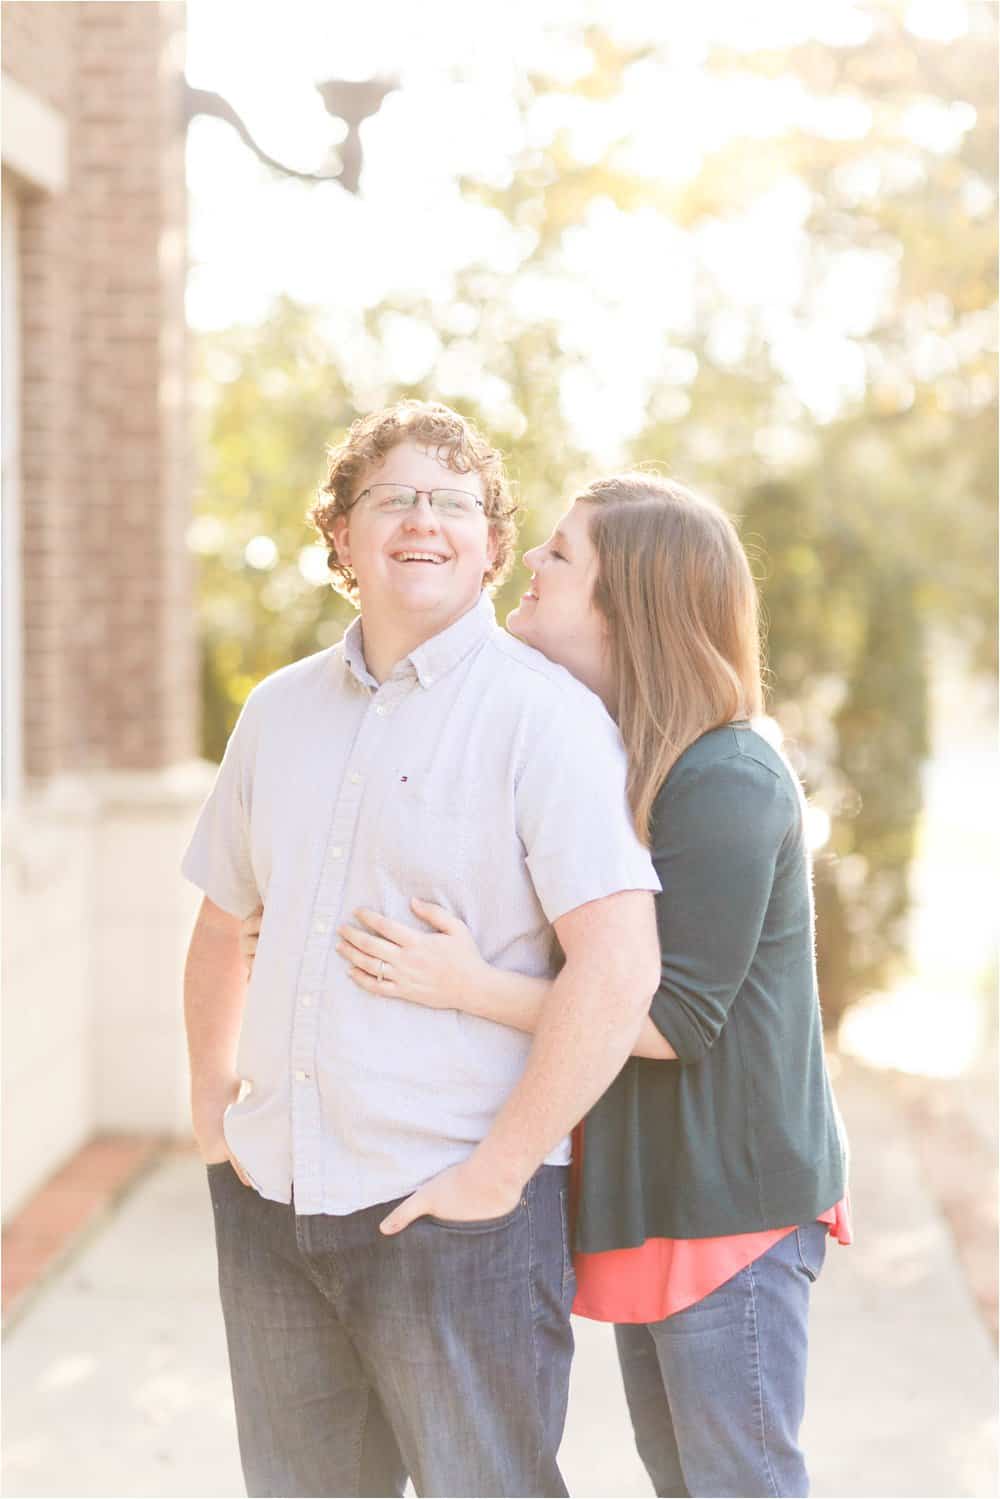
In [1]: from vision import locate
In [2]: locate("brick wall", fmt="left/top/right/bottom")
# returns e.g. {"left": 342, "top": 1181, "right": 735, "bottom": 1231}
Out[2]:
{"left": 3, "top": 1, "right": 196, "bottom": 777}
{"left": 2, "top": 1, "right": 203, "bottom": 1212}
{"left": 1, "top": 1, "right": 75, "bottom": 114}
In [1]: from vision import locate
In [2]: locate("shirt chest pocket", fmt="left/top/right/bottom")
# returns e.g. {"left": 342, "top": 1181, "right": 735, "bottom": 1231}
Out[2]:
{"left": 373, "top": 777, "right": 487, "bottom": 891}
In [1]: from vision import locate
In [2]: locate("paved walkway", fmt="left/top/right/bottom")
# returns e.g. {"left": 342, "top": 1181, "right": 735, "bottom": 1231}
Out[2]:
{"left": 3, "top": 1059, "right": 996, "bottom": 1499}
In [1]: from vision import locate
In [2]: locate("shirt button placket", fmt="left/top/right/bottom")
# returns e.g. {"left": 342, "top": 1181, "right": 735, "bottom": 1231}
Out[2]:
{"left": 289, "top": 678, "right": 401, "bottom": 1213}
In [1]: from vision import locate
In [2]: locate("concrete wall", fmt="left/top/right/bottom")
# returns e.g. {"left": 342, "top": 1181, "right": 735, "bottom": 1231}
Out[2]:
{"left": 2, "top": 789, "right": 96, "bottom": 1217}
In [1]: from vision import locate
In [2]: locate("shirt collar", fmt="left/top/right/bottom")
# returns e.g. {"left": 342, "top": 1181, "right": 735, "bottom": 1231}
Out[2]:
{"left": 408, "top": 592, "right": 497, "bottom": 688}
{"left": 342, "top": 592, "right": 497, "bottom": 692}
{"left": 342, "top": 615, "right": 379, "bottom": 690}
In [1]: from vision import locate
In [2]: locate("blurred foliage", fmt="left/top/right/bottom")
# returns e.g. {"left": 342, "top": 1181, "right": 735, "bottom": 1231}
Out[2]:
{"left": 191, "top": 1, "right": 996, "bottom": 1022}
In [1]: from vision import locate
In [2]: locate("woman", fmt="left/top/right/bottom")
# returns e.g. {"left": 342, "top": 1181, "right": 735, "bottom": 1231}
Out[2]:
{"left": 241, "top": 473, "right": 849, "bottom": 1498}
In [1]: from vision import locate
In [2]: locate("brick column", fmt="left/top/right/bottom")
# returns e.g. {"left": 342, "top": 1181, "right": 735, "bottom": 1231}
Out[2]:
{"left": 5, "top": 1, "right": 78, "bottom": 779}
{"left": 5, "top": 0, "right": 195, "bottom": 779}
{"left": 75, "top": 0, "right": 196, "bottom": 772}
{"left": 2, "top": 3, "right": 203, "bottom": 1208}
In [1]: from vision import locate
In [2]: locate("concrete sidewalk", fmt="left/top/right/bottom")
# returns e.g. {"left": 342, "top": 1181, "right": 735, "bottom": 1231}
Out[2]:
{"left": 3, "top": 1060, "right": 996, "bottom": 1499}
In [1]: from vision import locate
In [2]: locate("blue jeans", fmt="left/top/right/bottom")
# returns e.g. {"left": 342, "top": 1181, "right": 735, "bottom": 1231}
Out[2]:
{"left": 614, "top": 1222, "right": 827, "bottom": 1498}
{"left": 206, "top": 1161, "right": 575, "bottom": 1498}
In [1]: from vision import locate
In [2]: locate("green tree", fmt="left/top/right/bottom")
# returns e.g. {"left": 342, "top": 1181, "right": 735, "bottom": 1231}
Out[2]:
{"left": 191, "top": 302, "right": 357, "bottom": 760}
{"left": 192, "top": 2, "right": 995, "bottom": 1021}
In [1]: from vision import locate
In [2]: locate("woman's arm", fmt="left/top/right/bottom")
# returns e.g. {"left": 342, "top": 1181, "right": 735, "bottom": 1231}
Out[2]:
{"left": 334, "top": 899, "right": 677, "bottom": 1059}
{"left": 456, "top": 959, "right": 675, "bottom": 1058}
{"left": 644, "top": 753, "right": 793, "bottom": 1063}
{"left": 238, "top": 900, "right": 675, "bottom": 1057}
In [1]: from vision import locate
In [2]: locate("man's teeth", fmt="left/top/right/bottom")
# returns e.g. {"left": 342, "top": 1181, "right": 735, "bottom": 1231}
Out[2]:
{"left": 393, "top": 553, "right": 446, "bottom": 563}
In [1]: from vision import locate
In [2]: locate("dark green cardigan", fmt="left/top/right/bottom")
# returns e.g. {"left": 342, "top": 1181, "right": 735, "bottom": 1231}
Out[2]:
{"left": 575, "top": 723, "right": 846, "bottom": 1251}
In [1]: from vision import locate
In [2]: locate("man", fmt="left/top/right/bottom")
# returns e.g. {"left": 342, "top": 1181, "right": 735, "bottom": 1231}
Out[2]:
{"left": 182, "top": 400, "right": 661, "bottom": 1498}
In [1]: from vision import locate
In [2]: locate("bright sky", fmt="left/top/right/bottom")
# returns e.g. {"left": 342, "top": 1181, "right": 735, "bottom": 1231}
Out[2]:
{"left": 185, "top": 0, "right": 973, "bottom": 458}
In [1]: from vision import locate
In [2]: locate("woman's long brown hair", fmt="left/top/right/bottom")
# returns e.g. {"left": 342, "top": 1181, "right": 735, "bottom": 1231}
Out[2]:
{"left": 581, "top": 474, "right": 765, "bottom": 843}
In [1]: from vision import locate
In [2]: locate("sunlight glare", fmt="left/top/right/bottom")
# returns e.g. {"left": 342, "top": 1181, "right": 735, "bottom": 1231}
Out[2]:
{"left": 805, "top": 805, "right": 831, "bottom": 852}
{"left": 839, "top": 980, "right": 983, "bottom": 1079}
{"left": 298, "top": 545, "right": 331, "bottom": 586}
{"left": 904, "top": 0, "right": 969, "bottom": 44}
{"left": 36, "top": 1355, "right": 97, "bottom": 1393}
{"left": 244, "top": 536, "right": 279, "bottom": 570}
{"left": 186, "top": 516, "right": 226, "bottom": 555}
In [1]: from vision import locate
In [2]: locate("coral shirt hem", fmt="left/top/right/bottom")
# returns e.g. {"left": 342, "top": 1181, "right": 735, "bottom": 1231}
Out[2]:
{"left": 572, "top": 1196, "right": 852, "bottom": 1325}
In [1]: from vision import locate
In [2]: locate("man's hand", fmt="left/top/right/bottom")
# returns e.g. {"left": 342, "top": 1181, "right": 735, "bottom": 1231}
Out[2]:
{"left": 185, "top": 897, "right": 255, "bottom": 1187}
{"left": 380, "top": 1154, "right": 525, "bottom": 1236}
{"left": 192, "top": 1085, "right": 254, "bottom": 1187}
{"left": 202, "top": 1138, "right": 255, "bottom": 1189}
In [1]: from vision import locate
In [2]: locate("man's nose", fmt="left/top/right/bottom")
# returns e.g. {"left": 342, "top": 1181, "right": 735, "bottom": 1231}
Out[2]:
{"left": 403, "top": 494, "right": 440, "bottom": 529}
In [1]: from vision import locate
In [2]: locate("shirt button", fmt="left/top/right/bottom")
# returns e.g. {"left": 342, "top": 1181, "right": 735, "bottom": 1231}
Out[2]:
{"left": 329, "top": 846, "right": 344, "bottom": 860}
{"left": 294, "top": 1069, "right": 310, "bottom": 1082}
{"left": 424, "top": 673, "right": 435, "bottom": 686}
{"left": 300, "top": 994, "right": 315, "bottom": 1007}
{"left": 313, "top": 917, "right": 330, "bottom": 934}
{"left": 349, "top": 772, "right": 361, "bottom": 784}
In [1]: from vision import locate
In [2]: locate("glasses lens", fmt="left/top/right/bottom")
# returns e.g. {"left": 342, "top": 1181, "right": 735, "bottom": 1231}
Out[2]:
{"left": 369, "top": 485, "right": 417, "bottom": 512}
{"left": 362, "top": 485, "right": 481, "bottom": 516}
{"left": 431, "top": 490, "right": 479, "bottom": 516}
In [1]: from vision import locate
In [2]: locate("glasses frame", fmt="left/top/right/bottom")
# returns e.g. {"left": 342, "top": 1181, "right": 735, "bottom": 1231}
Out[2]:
{"left": 350, "top": 483, "right": 486, "bottom": 518}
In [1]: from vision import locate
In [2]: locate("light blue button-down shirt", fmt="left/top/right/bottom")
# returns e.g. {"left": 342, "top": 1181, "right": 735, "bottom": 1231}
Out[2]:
{"left": 182, "top": 594, "right": 659, "bottom": 1215}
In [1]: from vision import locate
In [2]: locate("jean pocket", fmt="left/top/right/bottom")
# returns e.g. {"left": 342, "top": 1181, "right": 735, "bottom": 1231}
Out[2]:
{"left": 426, "top": 1198, "right": 526, "bottom": 1234}
{"left": 795, "top": 1223, "right": 828, "bottom": 1282}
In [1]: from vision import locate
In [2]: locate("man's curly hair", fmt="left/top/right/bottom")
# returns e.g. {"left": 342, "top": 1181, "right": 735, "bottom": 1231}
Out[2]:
{"left": 308, "top": 400, "right": 519, "bottom": 603}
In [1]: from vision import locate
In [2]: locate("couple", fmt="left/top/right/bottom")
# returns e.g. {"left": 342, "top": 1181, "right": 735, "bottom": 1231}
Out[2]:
{"left": 182, "top": 399, "right": 848, "bottom": 1499}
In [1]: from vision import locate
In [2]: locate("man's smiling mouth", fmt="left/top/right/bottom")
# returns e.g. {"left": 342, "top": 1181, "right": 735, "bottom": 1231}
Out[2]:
{"left": 390, "top": 551, "right": 449, "bottom": 565}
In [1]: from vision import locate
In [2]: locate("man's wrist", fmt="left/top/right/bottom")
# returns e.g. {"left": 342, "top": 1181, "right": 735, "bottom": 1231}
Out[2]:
{"left": 467, "top": 1136, "right": 535, "bottom": 1197}
{"left": 190, "top": 1076, "right": 239, "bottom": 1130}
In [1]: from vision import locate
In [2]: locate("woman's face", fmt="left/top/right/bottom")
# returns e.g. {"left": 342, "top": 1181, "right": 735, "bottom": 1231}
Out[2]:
{"left": 506, "top": 500, "right": 614, "bottom": 707}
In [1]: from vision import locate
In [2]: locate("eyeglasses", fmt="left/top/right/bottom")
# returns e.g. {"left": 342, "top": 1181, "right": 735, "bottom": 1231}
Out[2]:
{"left": 352, "top": 484, "right": 486, "bottom": 519}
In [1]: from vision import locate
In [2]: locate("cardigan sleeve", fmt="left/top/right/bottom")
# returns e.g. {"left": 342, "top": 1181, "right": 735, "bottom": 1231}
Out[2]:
{"left": 647, "top": 750, "right": 797, "bottom": 1064}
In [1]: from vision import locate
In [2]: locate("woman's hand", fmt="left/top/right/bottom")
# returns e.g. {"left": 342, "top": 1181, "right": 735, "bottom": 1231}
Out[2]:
{"left": 239, "top": 904, "right": 262, "bottom": 980}
{"left": 337, "top": 899, "right": 486, "bottom": 1011}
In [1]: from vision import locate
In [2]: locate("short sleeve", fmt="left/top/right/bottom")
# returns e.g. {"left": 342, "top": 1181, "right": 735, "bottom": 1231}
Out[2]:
{"left": 516, "top": 701, "right": 659, "bottom": 925}
{"left": 181, "top": 694, "right": 261, "bottom": 919}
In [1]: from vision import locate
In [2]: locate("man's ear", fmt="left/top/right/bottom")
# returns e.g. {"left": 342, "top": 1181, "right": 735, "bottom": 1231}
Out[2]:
{"left": 330, "top": 513, "right": 351, "bottom": 568}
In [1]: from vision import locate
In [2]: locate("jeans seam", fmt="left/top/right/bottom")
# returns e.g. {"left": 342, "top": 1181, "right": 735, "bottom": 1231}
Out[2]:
{"left": 352, "top": 1386, "right": 370, "bottom": 1496}
{"left": 526, "top": 1175, "right": 544, "bottom": 1496}
{"left": 746, "top": 1258, "right": 780, "bottom": 1498}
{"left": 526, "top": 1178, "right": 538, "bottom": 1318}
{"left": 558, "top": 1186, "right": 572, "bottom": 1301}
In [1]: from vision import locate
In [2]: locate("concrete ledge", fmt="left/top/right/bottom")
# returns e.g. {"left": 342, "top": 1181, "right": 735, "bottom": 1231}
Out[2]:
{"left": 3, "top": 764, "right": 213, "bottom": 1212}
{"left": 1, "top": 73, "right": 68, "bottom": 193}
